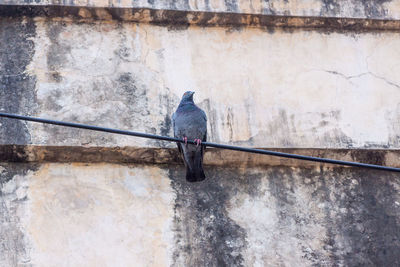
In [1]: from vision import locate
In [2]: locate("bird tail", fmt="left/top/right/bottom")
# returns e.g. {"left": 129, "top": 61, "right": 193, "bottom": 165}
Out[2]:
{"left": 180, "top": 145, "right": 206, "bottom": 182}
{"left": 186, "top": 150, "right": 205, "bottom": 182}
{"left": 186, "top": 165, "right": 205, "bottom": 182}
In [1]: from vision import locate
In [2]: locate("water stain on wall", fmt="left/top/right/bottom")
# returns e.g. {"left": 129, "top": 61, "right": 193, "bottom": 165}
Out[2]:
{"left": 176, "top": 165, "right": 400, "bottom": 266}
{"left": 169, "top": 166, "right": 247, "bottom": 266}
{"left": 0, "top": 163, "right": 38, "bottom": 266}
{"left": 0, "top": 17, "right": 37, "bottom": 145}
{"left": 296, "top": 167, "right": 400, "bottom": 266}
{"left": 0, "top": 18, "right": 38, "bottom": 265}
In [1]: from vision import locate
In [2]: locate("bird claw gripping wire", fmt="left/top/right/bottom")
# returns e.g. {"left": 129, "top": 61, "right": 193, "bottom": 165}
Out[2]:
{"left": 194, "top": 139, "right": 202, "bottom": 146}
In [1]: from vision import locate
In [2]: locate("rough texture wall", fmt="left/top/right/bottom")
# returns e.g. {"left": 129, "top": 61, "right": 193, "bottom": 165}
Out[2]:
{"left": 1, "top": 2, "right": 400, "bottom": 267}
{"left": 1, "top": 163, "right": 400, "bottom": 266}
{"left": 0, "top": 16, "right": 399, "bottom": 148}
{"left": 0, "top": 17, "right": 37, "bottom": 145}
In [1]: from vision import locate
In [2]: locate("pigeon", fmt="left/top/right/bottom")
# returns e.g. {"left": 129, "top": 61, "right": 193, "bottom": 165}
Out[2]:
{"left": 172, "top": 91, "right": 207, "bottom": 182}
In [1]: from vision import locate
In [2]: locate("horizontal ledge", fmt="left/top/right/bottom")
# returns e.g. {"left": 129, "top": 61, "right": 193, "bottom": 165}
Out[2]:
{"left": 1, "top": 5, "right": 400, "bottom": 31}
{"left": 1, "top": 145, "right": 399, "bottom": 169}
{"left": 1, "top": 1, "right": 400, "bottom": 22}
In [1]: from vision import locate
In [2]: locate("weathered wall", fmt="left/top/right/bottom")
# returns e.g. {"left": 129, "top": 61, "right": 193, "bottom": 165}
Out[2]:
{"left": 1, "top": 2, "right": 400, "bottom": 267}
{"left": 3, "top": 0, "right": 400, "bottom": 20}
{"left": 0, "top": 15, "right": 399, "bottom": 148}
{"left": 1, "top": 162, "right": 400, "bottom": 266}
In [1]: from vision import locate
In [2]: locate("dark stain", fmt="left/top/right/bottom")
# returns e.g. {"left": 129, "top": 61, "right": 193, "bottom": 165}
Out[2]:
{"left": 226, "top": 107, "right": 234, "bottom": 142}
{"left": 116, "top": 72, "right": 149, "bottom": 118}
{"left": 298, "top": 167, "right": 400, "bottom": 266}
{"left": 200, "top": 98, "right": 219, "bottom": 143}
{"left": 43, "top": 89, "right": 63, "bottom": 112}
{"left": 167, "top": 23, "right": 191, "bottom": 31}
{"left": 360, "top": 0, "right": 391, "bottom": 18}
{"left": 1, "top": 5, "right": 400, "bottom": 34}
{"left": 267, "top": 168, "right": 296, "bottom": 210}
{"left": 387, "top": 103, "right": 400, "bottom": 147}
{"left": 46, "top": 22, "right": 71, "bottom": 71}
{"left": 115, "top": 46, "right": 131, "bottom": 61}
{"left": 362, "top": 142, "right": 391, "bottom": 149}
{"left": 156, "top": 88, "right": 179, "bottom": 147}
{"left": 204, "top": 0, "right": 211, "bottom": 11}
{"left": 0, "top": 163, "right": 38, "bottom": 190}
{"left": 149, "top": 10, "right": 190, "bottom": 31}
{"left": 172, "top": 0, "right": 190, "bottom": 11}
{"left": 320, "top": 0, "right": 390, "bottom": 18}
{"left": 350, "top": 150, "right": 386, "bottom": 166}
{"left": 266, "top": 167, "right": 330, "bottom": 265}
{"left": 262, "top": 24, "right": 276, "bottom": 34}
{"left": 321, "top": 110, "right": 340, "bottom": 119}
{"left": 0, "top": 17, "right": 37, "bottom": 145}
{"left": 0, "top": 145, "right": 182, "bottom": 164}
{"left": 224, "top": 165, "right": 400, "bottom": 266}
{"left": 169, "top": 165, "right": 246, "bottom": 266}
{"left": 324, "top": 0, "right": 391, "bottom": 29}
{"left": 321, "top": 0, "right": 341, "bottom": 16}
{"left": 224, "top": 0, "right": 238, "bottom": 12}
{"left": 262, "top": 0, "right": 277, "bottom": 16}
{"left": 322, "top": 129, "right": 354, "bottom": 148}
{"left": 160, "top": 114, "right": 172, "bottom": 137}
{"left": 0, "top": 145, "right": 29, "bottom": 163}
{"left": 265, "top": 109, "right": 293, "bottom": 147}
{"left": 49, "top": 71, "right": 63, "bottom": 82}
{"left": 114, "top": 21, "right": 136, "bottom": 62}
{"left": 114, "top": 72, "right": 168, "bottom": 147}
{"left": 0, "top": 163, "right": 38, "bottom": 266}
{"left": 225, "top": 25, "right": 245, "bottom": 33}
{"left": 335, "top": 168, "right": 400, "bottom": 266}
{"left": 196, "top": 12, "right": 217, "bottom": 27}
{"left": 319, "top": 120, "right": 329, "bottom": 127}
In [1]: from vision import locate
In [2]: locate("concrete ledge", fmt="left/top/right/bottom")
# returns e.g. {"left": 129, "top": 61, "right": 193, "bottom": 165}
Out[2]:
{"left": 1, "top": 145, "right": 399, "bottom": 169}
{"left": 1, "top": 5, "right": 400, "bottom": 31}
{"left": 2, "top": 0, "right": 400, "bottom": 21}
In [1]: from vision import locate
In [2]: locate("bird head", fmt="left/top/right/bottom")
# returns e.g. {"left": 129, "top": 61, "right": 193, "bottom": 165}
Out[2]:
{"left": 182, "top": 91, "right": 195, "bottom": 102}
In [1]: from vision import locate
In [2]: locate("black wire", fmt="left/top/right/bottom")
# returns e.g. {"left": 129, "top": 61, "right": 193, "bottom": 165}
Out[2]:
{"left": 0, "top": 112, "right": 399, "bottom": 172}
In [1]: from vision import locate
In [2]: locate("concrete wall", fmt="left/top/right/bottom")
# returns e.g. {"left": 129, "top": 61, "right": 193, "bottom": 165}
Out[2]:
{"left": 0, "top": 15, "right": 400, "bottom": 149}
{"left": 1, "top": 1, "right": 400, "bottom": 266}
{"left": 1, "top": 163, "right": 400, "bottom": 266}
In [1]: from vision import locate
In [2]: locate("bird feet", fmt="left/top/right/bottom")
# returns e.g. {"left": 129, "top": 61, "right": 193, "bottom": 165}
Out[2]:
{"left": 182, "top": 137, "right": 201, "bottom": 146}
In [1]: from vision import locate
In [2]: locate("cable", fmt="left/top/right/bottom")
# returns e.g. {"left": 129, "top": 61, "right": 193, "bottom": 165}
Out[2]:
{"left": 0, "top": 112, "right": 399, "bottom": 172}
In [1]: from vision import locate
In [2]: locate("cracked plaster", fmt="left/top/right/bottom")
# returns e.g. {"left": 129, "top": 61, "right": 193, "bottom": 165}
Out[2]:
{"left": 17, "top": 19, "right": 400, "bottom": 149}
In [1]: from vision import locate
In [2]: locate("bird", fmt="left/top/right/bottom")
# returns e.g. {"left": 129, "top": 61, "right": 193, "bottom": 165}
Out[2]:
{"left": 172, "top": 91, "right": 207, "bottom": 182}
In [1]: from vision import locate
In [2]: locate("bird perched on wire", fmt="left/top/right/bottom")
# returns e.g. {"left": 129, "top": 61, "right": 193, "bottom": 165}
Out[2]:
{"left": 172, "top": 91, "right": 207, "bottom": 182}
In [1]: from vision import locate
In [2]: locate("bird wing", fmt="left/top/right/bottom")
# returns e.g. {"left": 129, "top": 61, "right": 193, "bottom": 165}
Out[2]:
{"left": 172, "top": 112, "right": 183, "bottom": 153}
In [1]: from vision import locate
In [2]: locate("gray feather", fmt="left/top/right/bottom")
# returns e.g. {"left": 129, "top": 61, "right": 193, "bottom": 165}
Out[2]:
{"left": 172, "top": 91, "right": 207, "bottom": 182}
